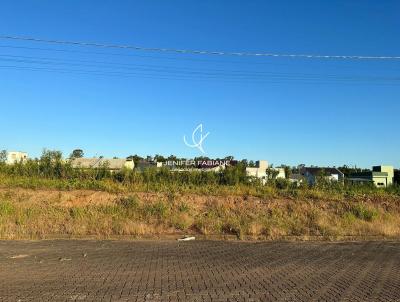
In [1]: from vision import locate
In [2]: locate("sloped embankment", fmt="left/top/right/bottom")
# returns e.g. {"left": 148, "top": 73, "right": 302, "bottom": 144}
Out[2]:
{"left": 0, "top": 187, "right": 400, "bottom": 240}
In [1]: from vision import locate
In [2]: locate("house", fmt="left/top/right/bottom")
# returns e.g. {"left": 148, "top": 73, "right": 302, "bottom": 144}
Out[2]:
{"left": 5, "top": 151, "right": 28, "bottom": 164}
{"left": 274, "top": 167, "right": 286, "bottom": 179}
{"left": 135, "top": 160, "right": 163, "bottom": 171}
{"left": 300, "top": 166, "right": 344, "bottom": 185}
{"left": 70, "top": 157, "right": 134, "bottom": 171}
{"left": 349, "top": 165, "right": 394, "bottom": 188}
{"left": 246, "top": 160, "right": 286, "bottom": 184}
{"left": 246, "top": 160, "right": 268, "bottom": 178}
{"left": 289, "top": 173, "right": 304, "bottom": 186}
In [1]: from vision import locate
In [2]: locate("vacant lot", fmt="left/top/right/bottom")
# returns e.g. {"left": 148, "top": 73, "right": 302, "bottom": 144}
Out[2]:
{"left": 0, "top": 240, "right": 399, "bottom": 301}
{"left": 1, "top": 187, "right": 400, "bottom": 240}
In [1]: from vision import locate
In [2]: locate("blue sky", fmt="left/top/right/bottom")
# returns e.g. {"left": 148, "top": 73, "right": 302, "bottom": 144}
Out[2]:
{"left": 0, "top": 0, "right": 399, "bottom": 168}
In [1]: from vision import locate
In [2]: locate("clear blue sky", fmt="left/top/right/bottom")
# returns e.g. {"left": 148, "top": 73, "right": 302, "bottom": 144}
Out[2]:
{"left": 0, "top": 0, "right": 399, "bottom": 168}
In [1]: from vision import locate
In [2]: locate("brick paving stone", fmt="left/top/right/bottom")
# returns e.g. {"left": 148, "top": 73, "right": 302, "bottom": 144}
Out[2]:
{"left": 0, "top": 240, "right": 399, "bottom": 301}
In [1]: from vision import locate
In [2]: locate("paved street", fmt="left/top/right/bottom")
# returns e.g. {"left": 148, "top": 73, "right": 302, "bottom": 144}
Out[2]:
{"left": 0, "top": 240, "right": 399, "bottom": 301}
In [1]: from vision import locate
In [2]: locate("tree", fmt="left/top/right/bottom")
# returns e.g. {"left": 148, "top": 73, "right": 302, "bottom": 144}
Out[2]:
{"left": 194, "top": 156, "right": 210, "bottom": 162}
{"left": 39, "top": 149, "right": 63, "bottom": 178}
{"left": 265, "top": 167, "right": 279, "bottom": 180}
{"left": 280, "top": 165, "right": 292, "bottom": 179}
{"left": 167, "top": 155, "right": 178, "bottom": 161}
{"left": 0, "top": 150, "right": 6, "bottom": 163}
{"left": 70, "top": 149, "right": 84, "bottom": 159}
{"left": 154, "top": 154, "right": 166, "bottom": 162}
{"left": 127, "top": 154, "right": 143, "bottom": 165}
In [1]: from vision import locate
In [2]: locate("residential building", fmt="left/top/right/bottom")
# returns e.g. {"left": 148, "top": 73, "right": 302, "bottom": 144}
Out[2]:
{"left": 70, "top": 157, "right": 134, "bottom": 171}
{"left": 349, "top": 165, "right": 394, "bottom": 188}
{"left": 5, "top": 151, "right": 28, "bottom": 164}
{"left": 300, "top": 167, "right": 344, "bottom": 185}
{"left": 135, "top": 160, "right": 163, "bottom": 171}
{"left": 246, "top": 160, "right": 286, "bottom": 184}
{"left": 289, "top": 173, "right": 304, "bottom": 186}
{"left": 274, "top": 167, "right": 286, "bottom": 179}
{"left": 246, "top": 160, "right": 269, "bottom": 178}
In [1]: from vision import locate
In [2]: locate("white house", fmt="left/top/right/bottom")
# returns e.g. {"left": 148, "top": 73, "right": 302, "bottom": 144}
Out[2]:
{"left": 5, "top": 151, "right": 28, "bottom": 164}
{"left": 246, "top": 160, "right": 286, "bottom": 184}
{"left": 246, "top": 160, "right": 269, "bottom": 178}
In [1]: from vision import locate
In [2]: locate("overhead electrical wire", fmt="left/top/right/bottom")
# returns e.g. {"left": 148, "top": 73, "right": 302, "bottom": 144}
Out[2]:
{"left": 1, "top": 64, "right": 398, "bottom": 86}
{"left": 1, "top": 34, "right": 400, "bottom": 60}
{"left": 1, "top": 53, "right": 398, "bottom": 81}
{"left": 0, "top": 35, "right": 399, "bottom": 84}
{"left": 0, "top": 56, "right": 399, "bottom": 85}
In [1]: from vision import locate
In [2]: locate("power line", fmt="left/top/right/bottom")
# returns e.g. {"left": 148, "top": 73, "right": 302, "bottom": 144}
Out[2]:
{"left": 0, "top": 55, "right": 396, "bottom": 81}
{"left": 1, "top": 64, "right": 398, "bottom": 86}
{"left": 0, "top": 59, "right": 399, "bottom": 85}
{"left": 1, "top": 53, "right": 398, "bottom": 80}
{"left": 1, "top": 34, "right": 400, "bottom": 61}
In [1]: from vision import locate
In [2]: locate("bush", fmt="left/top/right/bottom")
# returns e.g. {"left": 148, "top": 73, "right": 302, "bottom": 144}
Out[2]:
{"left": 347, "top": 203, "right": 378, "bottom": 222}
{"left": 275, "top": 178, "right": 290, "bottom": 190}
{"left": 142, "top": 201, "right": 169, "bottom": 219}
{"left": 119, "top": 196, "right": 139, "bottom": 210}
{"left": 0, "top": 201, "right": 15, "bottom": 216}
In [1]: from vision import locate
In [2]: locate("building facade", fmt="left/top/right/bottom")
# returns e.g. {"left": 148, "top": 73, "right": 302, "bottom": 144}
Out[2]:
{"left": 246, "top": 160, "right": 286, "bottom": 184}
{"left": 5, "top": 151, "right": 28, "bottom": 164}
{"left": 349, "top": 166, "right": 394, "bottom": 188}
{"left": 300, "top": 167, "right": 344, "bottom": 185}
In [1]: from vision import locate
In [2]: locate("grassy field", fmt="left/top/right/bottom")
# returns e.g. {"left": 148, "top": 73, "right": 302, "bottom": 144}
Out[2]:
{"left": 1, "top": 181, "right": 400, "bottom": 240}
{"left": 1, "top": 153, "right": 399, "bottom": 240}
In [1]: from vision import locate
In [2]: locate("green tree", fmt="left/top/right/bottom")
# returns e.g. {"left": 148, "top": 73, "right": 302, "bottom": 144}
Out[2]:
{"left": 167, "top": 155, "right": 178, "bottom": 161}
{"left": 194, "top": 156, "right": 210, "bottom": 162}
{"left": 127, "top": 154, "right": 143, "bottom": 164}
{"left": 70, "top": 149, "right": 84, "bottom": 159}
{"left": 265, "top": 167, "right": 279, "bottom": 180}
{"left": 280, "top": 165, "right": 292, "bottom": 179}
{"left": 0, "top": 150, "right": 6, "bottom": 163}
{"left": 154, "top": 154, "right": 166, "bottom": 162}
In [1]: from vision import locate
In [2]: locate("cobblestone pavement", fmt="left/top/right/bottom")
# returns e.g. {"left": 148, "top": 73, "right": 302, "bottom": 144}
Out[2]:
{"left": 0, "top": 240, "right": 399, "bottom": 301}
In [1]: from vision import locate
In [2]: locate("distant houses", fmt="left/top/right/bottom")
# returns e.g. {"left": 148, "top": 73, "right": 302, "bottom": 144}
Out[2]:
{"left": 245, "top": 160, "right": 286, "bottom": 184}
{"left": 69, "top": 157, "right": 134, "bottom": 171}
{"left": 299, "top": 166, "right": 345, "bottom": 185}
{"left": 135, "top": 160, "right": 163, "bottom": 171}
{"left": 1, "top": 149, "right": 398, "bottom": 188}
{"left": 3, "top": 151, "right": 29, "bottom": 165}
{"left": 349, "top": 166, "right": 394, "bottom": 188}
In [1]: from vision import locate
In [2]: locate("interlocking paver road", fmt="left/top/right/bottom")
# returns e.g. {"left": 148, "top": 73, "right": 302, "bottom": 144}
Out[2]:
{"left": 0, "top": 240, "right": 399, "bottom": 301}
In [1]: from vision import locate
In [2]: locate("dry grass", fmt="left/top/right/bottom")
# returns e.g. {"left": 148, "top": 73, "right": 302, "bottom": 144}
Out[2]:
{"left": 1, "top": 187, "right": 400, "bottom": 240}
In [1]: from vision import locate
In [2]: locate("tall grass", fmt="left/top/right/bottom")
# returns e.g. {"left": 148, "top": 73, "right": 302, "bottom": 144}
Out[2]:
{"left": 1, "top": 191, "right": 399, "bottom": 240}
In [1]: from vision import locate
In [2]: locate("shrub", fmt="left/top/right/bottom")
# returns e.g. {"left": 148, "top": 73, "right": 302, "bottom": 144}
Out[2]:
{"left": 0, "top": 201, "right": 15, "bottom": 216}
{"left": 347, "top": 203, "right": 378, "bottom": 222}
{"left": 142, "top": 201, "right": 169, "bottom": 219}
{"left": 119, "top": 196, "right": 139, "bottom": 210}
{"left": 275, "top": 178, "right": 290, "bottom": 190}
